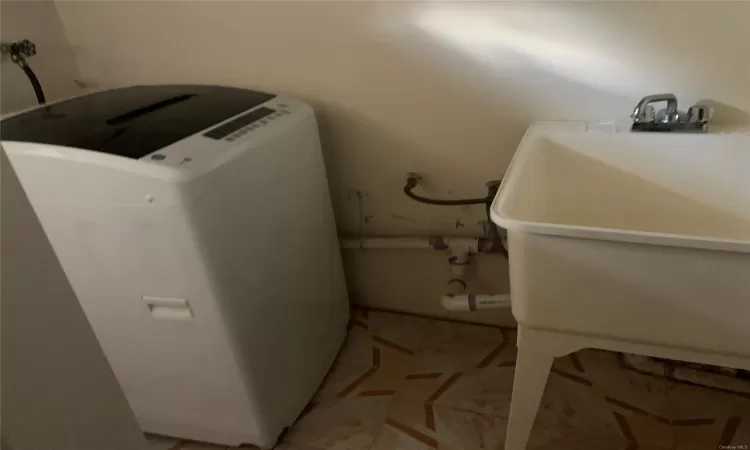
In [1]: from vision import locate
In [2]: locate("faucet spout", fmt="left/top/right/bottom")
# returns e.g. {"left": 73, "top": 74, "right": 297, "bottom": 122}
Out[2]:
{"left": 630, "top": 93, "right": 709, "bottom": 133}
{"left": 632, "top": 93, "right": 677, "bottom": 123}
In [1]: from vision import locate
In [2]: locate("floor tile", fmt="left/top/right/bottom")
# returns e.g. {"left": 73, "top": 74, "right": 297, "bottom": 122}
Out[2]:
{"left": 350, "top": 307, "right": 368, "bottom": 325}
{"left": 315, "top": 311, "right": 429, "bottom": 401}
{"left": 551, "top": 351, "right": 587, "bottom": 375}
{"left": 145, "top": 435, "right": 235, "bottom": 449}
{"left": 496, "top": 328, "right": 519, "bottom": 366}
{"left": 668, "top": 379, "right": 750, "bottom": 419}
{"left": 370, "top": 400, "right": 446, "bottom": 450}
{"left": 410, "top": 321, "right": 508, "bottom": 373}
{"left": 314, "top": 326, "right": 373, "bottom": 400}
{"left": 672, "top": 364, "right": 750, "bottom": 396}
{"left": 617, "top": 412, "right": 673, "bottom": 449}
{"left": 724, "top": 416, "right": 750, "bottom": 447}
{"left": 316, "top": 333, "right": 415, "bottom": 399}
{"left": 668, "top": 381, "right": 750, "bottom": 449}
{"left": 419, "top": 367, "right": 515, "bottom": 417}
{"left": 335, "top": 324, "right": 373, "bottom": 369}
{"left": 271, "top": 443, "right": 321, "bottom": 450}
{"left": 283, "top": 396, "right": 391, "bottom": 450}
{"left": 367, "top": 311, "right": 430, "bottom": 353}
{"left": 576, "top": 350, "right": 671, "bottom": 419}
{"left": 395, "top": 335, "right": 515, "bottom": 412}
{"left": 393, "top": 371, "right": 456, "bottom": 405}
{"left": 180, "top": 442, "right": 229, "bottom": 449}
{"left": 371, "top": 399, "right": 507, "bottom": 450}
{"left": 431, "top": 404, "right": 507, "bottom": 449}
{"left": 672, "top": 418, "right": 725, "bottom": 450}
{"left": 527, "top": 370, "right": 628, "bottom": 450}
{"left": 145, "top": 434, "right": 181, "bottom": 450}
{"left": 356, "top": 342, "right": 412, "bottom": 397}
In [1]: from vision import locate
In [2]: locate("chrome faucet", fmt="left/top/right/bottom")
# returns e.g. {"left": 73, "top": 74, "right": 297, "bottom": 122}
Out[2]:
{"left": 631, "top": 93, "right": 710, "bottom": 132}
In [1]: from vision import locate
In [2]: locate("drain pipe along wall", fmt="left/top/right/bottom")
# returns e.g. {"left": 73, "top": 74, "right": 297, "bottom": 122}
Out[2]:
{"left": 339, "top": 236, "right": 511, "bottom": 313}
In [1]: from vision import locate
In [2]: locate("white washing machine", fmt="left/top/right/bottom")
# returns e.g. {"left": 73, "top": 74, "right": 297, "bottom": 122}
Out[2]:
{"left": 2, "top": 85, "right": 350, "bottom": 448}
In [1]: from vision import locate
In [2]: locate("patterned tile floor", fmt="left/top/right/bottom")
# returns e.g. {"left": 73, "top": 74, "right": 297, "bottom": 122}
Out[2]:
{"left": 147, "top": 308, "right": 750, "bottom": 450}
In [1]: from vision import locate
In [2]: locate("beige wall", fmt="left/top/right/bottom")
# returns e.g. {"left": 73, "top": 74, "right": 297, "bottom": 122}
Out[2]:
{"left": 47, "top": 1, "right": 750, "bottom": 324}
{"left": 0, "top": 0, "right": 82, "bottom": 113}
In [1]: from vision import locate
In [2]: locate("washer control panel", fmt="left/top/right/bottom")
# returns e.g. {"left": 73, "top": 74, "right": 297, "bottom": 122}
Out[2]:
{"left": 141, "top": 98, "right": 304, "bottom": 170}
{"left": 203, "top": 104, "right": 292, "bottom": 142}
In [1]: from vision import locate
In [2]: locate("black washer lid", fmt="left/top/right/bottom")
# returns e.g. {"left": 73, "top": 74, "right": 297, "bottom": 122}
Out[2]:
{"left": 0, "top": 85, "right": 275, "bottom": 159}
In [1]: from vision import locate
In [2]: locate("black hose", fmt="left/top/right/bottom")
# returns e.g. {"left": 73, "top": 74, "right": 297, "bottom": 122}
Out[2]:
{"left": 19, "top": 61, "right": 45, "bottom": 104}
{"left": 403, "top": 176, "right": 489, "bottom": 206}
{"left": 485, "top": 185, "right": 509, "bottom": 259}
{"left": 402, "top": 175, "right": 509, "bottom": 258}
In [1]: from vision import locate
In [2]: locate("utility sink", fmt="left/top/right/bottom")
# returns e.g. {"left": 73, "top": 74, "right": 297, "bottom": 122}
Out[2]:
{"left": 491, "top": 123, "right": 750, "bottom": 357}
{"left": 492, "top": 123, "right": 750, "bottom": 450}
{"left": 493, "top": 124, "right": 750, "bottom": 252}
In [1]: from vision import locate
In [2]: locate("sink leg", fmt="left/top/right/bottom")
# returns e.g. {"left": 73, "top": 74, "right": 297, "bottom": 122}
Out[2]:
{"left": 504, "top": 343, "right": 554, "bottom": 450}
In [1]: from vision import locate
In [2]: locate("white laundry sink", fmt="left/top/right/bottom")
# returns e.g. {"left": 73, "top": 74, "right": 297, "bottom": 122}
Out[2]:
{"left": 491, "top": 123, "right": 750, "bottom": 357}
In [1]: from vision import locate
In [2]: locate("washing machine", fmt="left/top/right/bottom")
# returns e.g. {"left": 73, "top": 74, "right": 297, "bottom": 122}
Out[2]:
{"left": 1, "top": 85, "right": 350, "bottom": 448}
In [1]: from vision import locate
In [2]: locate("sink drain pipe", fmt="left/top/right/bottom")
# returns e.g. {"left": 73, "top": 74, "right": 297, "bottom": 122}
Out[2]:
{"left": 339, "top": 236, "right": 510, "bottom": 311}
{"left": 441, "top": 293, "right": 511, "bottom": 311}
{"left": 340, "top": 174, "right": 510, "bottom": 312}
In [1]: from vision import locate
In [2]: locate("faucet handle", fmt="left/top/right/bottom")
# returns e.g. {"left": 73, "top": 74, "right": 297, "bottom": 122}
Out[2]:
{"left": 687, "top": 105, "right": 710, "bottom": 124}
{"left": 640, "top": 105, "right": 656, "bottom": 122}
{"left": 657, "top": 108, "right": 685, "bottom": 124}
{"left": 632, "top": 104, "right": 656, "bottom": 123}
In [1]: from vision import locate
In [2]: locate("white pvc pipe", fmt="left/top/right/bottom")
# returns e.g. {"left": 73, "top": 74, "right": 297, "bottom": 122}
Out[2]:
{"left": 340, "top": 236, "right": 510, "bottom": 313}
{"left": 339, "top": 237, "right": 434, "bottom": 250}
{"left": 441, "top": 294, "right": 511, "bottom": 312}
{"left": 339, "top": 237, "right": 483, "bottom": 252}
{"left": 448, "top": 245, "right": 471, "bottom": 278}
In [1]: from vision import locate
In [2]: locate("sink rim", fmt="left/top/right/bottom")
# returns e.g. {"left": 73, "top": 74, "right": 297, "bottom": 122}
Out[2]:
{"left": 491, "top": 122, "right": 750, "bottom": 254}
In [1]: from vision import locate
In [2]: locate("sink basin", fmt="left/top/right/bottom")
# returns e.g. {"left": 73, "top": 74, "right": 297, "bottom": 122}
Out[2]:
{"left": 492, "top": 123, "right": 750, "bottom": 450}
{"left": 492, "top": 124, "right": 750, "bottom": 252}
{"left": 491, "top": 123, "right": 750, "bottom": 356}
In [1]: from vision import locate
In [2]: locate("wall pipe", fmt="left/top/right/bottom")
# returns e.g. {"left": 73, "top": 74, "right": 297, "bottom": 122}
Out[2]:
{"left": 1, "top": 40, "right": 46, "bottom": 104}
{"left": 340, "top": 236, "right": 510, "bottom": 312}
{"left": 441, "top": 294, "right": 511, "bottom": 312}
{"left": 339, "top": 236, "right": 504, "bottom": 254}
